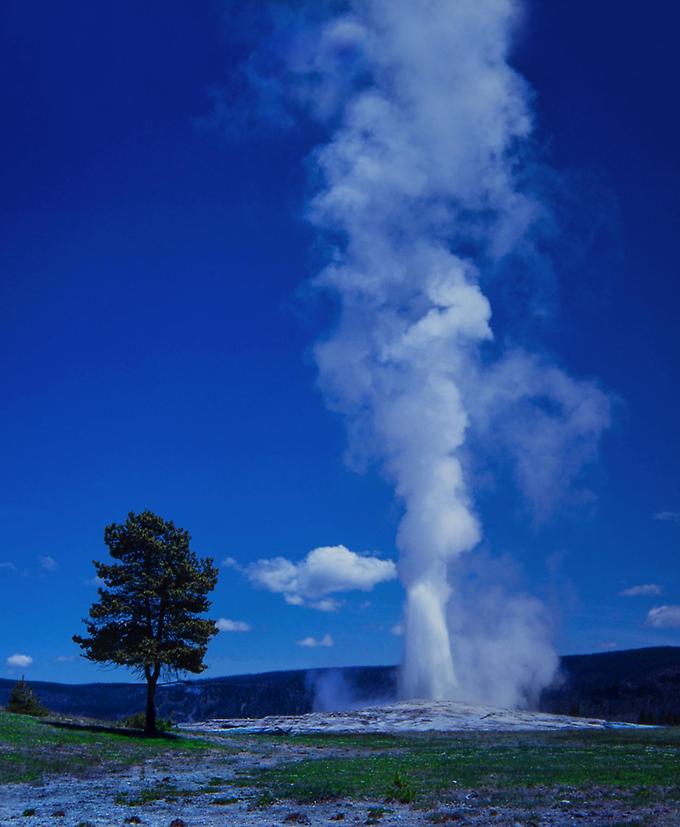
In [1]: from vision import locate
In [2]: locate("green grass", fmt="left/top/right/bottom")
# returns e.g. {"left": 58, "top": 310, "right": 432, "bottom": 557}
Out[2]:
{"left": 5, "top": 708, "right": 680, "bottom": 817}
{"left": 0, "top": 710, "right": 219, "bottom": 784}
{"left": 247, "top": 728, "right": 680, "bottom": 805}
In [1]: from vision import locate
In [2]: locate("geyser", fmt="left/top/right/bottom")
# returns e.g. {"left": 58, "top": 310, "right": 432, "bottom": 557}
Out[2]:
{"left": 234, "top": 0, "right": 611, "bottom": 705}
{"left": 306, "top": 0, "right": 562, "bottom": 703}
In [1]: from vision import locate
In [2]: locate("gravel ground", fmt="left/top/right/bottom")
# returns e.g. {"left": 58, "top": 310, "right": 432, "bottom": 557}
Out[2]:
{"left": 2, "top": 737, "right": 679, "bottom": 827}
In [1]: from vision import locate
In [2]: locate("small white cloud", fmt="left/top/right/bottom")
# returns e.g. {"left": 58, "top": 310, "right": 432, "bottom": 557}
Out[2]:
{"left": 646, "top": 605, "right": 680, "bottom": 628}
{"left": 216, "top": 618, "right": 252, "bottom": 632}
{"left": 56, "top": 655, "right": 75, "bottom": 663}
{"left": 597, "top": 641, "right": 618, "bottom": 650}
{"left": 0, "top": 562, "right": 16, "bottom": 572}
{"left": 221, "top": 557, "right": 242, "bottom": 571}
{"left": 298, "top": 636, "right": 317, "bottom": 648}
{"left": 7, "top": 653, "right": 33, "bottom": 668}
{"left": 653, "top": 511, "right": 680, "bottom": 522}
{"left": 298, "top": 633, "right": 333, "bottom": 648}
{"left": 247, "top": 545, "right": 397, "bottom": 609}
{"left": 391, "top": 623, "right": 404, "bottom": 636}
{"left": 39, "top": 555, "right": 57, "bottom": 572}
{"left": 310, "top": 598, "right": 342, "bottom": 612}
{"left": 620, "top": 583, "right": 662, "bottom": 597}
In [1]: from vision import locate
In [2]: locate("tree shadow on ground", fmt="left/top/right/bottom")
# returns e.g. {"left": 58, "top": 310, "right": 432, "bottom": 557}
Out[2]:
{"left": 39, "top": 719, "right": 179, "bottom": 740}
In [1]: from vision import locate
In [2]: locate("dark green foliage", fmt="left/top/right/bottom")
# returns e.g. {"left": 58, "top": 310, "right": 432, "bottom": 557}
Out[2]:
{"left": 6, "top": 677, "right": 48, "bottom": 717}
{"left": 73, "top": 511, "right": 218, "bottom": 734}
{"left": 121, "top": 710, "right": 174, "bottom": 732}
{"left": 541, "top": 646, "right": 680, "bottom": 724}
{"left": 386, "top": 771, "right": 416, "bottom": 803}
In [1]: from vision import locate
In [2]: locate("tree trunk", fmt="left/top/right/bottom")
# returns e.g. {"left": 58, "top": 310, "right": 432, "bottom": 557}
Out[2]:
{"left": 145, "top": 675, "right": 158, "bottom": 736}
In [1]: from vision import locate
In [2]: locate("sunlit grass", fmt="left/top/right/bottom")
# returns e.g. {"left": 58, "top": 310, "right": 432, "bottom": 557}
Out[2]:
{"left": 0, "top": 710, "right": 218, "bottom": 784}
{"left": 246, "top": 729, "right": 680, "bottom": 805}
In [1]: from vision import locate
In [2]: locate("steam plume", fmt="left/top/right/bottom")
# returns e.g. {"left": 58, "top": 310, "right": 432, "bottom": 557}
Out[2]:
{"left": 308, "top": 0, "right": 529, "bottom": 700}
{"left": 232, "top": 0, "right": 611, "bottom": 704}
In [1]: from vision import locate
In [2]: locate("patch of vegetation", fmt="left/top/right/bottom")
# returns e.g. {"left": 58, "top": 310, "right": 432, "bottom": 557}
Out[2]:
{"left": 251, "top": 790, "right": 277, "bottom": 808}
{"left": 115, "top": 782, "right": 198, "bottom": 806}
{"left": 121, "top": 710, "right": 175, "bottom": 733}
{"left": 7, "top": 677, "right": 48, "bottom": 717}
{"left": 247, "top": 729, "right": 680, "bottom": 806}
{"left": 386, "top": 771, "right": 416, "bottom": 803}
{"left": 366, "top": 805, "right": 390, "bottom": 823}
{"left": 0, "top": 710, "right": 222, "bottom": 784}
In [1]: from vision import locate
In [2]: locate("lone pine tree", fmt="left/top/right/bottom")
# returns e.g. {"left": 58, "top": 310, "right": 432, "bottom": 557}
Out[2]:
{"left": 74, "top": 511, "right": 218, "bottom": 735}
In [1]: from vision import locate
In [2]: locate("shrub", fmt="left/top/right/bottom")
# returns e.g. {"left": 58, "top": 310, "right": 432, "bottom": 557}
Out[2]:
{"left": 121, "top": 711, "right": 174, "bottom": 732}
{"left": 6, "top": 677, "right": 48, "bottom": 717}
{"left": 386, "top": 771, "right": 416, "bottom": 804}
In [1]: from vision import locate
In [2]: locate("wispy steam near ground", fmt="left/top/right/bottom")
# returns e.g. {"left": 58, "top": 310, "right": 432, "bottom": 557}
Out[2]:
{"left": 229, "top": 0, "right": 611, "bottom": 707}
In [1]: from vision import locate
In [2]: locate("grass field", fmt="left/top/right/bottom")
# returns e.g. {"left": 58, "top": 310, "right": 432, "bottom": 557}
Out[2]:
{"left": 0, "top": 711, "right": 218, "bottom": 784}
{"left": 2, "top": 710, "right": 680, "bottom": 824}
{"left": 242, "top": 728, "right": 680, "bottom": 806}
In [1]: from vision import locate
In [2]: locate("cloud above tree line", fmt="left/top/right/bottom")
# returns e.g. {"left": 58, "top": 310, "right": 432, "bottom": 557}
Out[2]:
{"left": 7, "top": 653, "right": 32, "bottom": 668}
{"left": 646, "top": 605, "right": 680, "bottom": 628}
{"left": 298, "top": 633, "right": 333, "bottom": 648}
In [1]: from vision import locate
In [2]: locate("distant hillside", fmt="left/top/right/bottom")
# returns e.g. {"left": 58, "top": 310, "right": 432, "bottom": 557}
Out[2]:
{"left": 540, "top": 646, "right": 680, "bottom": 724}
{"left": 0, "top": 665, "right": 397, "bottom": 723}
{"left": 2, "top": 647, "right": 679, "bottom": 725}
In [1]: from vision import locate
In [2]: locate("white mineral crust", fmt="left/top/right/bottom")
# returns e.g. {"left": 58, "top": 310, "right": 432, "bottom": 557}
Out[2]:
{"left": 182, "top": 699, "right": 645, "bottom": 735}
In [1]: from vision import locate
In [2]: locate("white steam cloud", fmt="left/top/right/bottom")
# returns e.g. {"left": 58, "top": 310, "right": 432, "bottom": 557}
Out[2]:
{"left": 445, "top": 555, "right": 558, "bottom": 708}
{"left": 247, "top": 545, "right": 396, "bottom": 609}
{"left": 235, "top": 0, "right": 610, "bottom": 705}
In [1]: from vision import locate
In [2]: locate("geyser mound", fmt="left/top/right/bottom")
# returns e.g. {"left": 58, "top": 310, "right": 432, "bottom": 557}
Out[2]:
{"left": 184, "top": 700, "right": 644, "bottom": 735}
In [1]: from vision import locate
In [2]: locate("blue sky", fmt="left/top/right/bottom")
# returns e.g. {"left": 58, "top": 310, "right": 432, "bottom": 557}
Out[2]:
{"left": 1, "top": 0, "right": 679, "bottom": 685}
